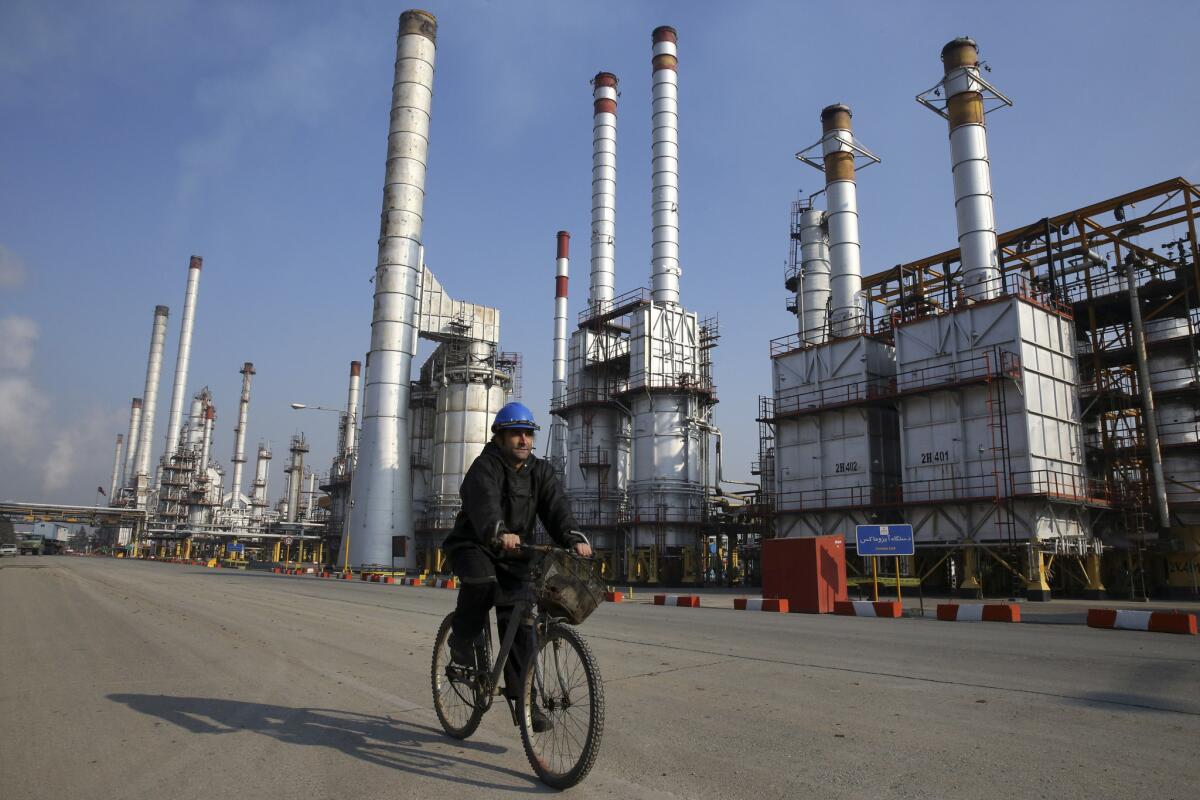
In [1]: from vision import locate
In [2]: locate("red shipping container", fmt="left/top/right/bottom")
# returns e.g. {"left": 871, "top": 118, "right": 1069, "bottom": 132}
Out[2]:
{"left": 762, "top": 535, "right": 848, "bottom": 614}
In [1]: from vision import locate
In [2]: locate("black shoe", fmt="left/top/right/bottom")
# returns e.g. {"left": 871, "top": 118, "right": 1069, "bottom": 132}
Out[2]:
{"left": 529, "top": 704, "right": 554, "bottom": 733}
{"left": 448, "top": 633, "right": 476, "bottom": 668}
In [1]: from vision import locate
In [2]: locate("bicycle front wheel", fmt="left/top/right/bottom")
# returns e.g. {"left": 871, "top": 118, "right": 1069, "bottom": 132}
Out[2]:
{"left": 431, "top": 613, "right": 488, "bottom": 739}
{"left": 518, "top": 623, "right": 605, "bottom": 789}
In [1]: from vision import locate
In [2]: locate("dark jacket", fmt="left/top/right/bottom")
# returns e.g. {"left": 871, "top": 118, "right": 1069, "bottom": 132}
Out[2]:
{"left": 443, "top": 441, "right": 584, "bottom": 555}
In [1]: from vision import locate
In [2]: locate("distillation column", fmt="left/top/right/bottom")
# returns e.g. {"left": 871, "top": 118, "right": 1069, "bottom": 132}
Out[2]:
{"left": 251, "top": 444, "right": 272, "bottom": 518}
{"left": 228, "top": 362, "right": 255, "bottom": 507}
{"left": 799, "top": 208, "right": 831, "bottom": 344}
{"left": 347, "top": 10, "right": 437, "bottom": 569}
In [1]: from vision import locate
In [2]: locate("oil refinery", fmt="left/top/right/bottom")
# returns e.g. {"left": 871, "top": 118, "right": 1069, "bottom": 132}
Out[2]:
{"left": 15, "top": 14, "right": 1197, "bottom": 603}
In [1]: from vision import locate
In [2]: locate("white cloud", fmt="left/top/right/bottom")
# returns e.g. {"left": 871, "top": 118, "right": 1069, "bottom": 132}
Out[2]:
{"left": 41, "top": 406, "right": 116, "bottom": 494}
{"left": 0, "top": 244, "right": 28, "bottom": 289}
{"left": 0, "top": 316, "right": 38, "bottom": 369}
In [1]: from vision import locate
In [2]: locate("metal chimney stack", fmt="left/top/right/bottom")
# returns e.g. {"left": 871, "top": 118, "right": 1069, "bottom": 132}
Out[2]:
{"left": 134, "top": 305, "right": 169, "bottom": 481}
{"left": 121, "top": 397, "right": 142, "bottom": 490}
{"left": 822, "top": 105, "right": 866, "bottom": 337}
{"left": 799, "top": 208, "right": 831, "bottom": 344}
{"left": 549, "top": 231, "right": 570, "bottom": 473}
{"left": 344, "top": 361, "right": 361, "bottom": 457}
{"left": 348, "top": 9, "right": 437, "bottom": 568}
{"left": 922, "top": 37, "right": 1009, "bottom": 301}
{"left": 161, "top": 256, "right": 202, "bottom": 481}
{"left": 650, "top": 26, "right": 681, "bottom": 306}
{"left": 590, "top": 72, "right": 618, "bottom": 310}
{"left": 228, "top": 362, "right": 255, "bottom": 506}
{"left": 109, "top": 434, "right": 124, "bottom": 502}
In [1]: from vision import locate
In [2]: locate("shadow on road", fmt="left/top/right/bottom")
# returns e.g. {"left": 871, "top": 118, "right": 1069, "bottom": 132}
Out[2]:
{"left": 107, "top": 694, "right": 547, "bottom": 792}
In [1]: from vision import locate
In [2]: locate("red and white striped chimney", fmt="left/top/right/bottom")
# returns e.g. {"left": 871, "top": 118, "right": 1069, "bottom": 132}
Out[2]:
{"left": 650, "top": 26, "right": 680, "bottom": 306}
{"left": 590, "top": 72, "right": 618, "bottom": 310}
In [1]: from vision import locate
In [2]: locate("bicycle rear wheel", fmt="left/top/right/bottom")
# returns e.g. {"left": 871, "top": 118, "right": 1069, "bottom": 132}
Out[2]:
{"left": 431, "top": 613, "right": 489, "bottom": 739}
{"left": 518, "top": 622, "right": 604, "bottom": 789}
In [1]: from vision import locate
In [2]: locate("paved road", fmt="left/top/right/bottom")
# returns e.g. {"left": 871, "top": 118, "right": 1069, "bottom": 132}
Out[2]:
{"left": 2, "top": 556, "right": 1197, "bottom": 799}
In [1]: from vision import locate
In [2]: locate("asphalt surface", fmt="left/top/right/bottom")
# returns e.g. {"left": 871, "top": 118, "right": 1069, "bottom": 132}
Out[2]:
{"left": 2, "top": 556, "right": 1197, "bottom": 799}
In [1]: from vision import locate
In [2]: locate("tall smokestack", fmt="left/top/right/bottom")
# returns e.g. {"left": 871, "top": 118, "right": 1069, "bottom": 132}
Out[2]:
{"left": 650, "top": 27, "right": 681, "bottom": 306}
{"left": 109, "top": 434, "right": 124, "bottom": 502}
{"left": 347, "top": 9, "right": 437, "bottom": 568}
{"left": 121, "top": 397, "right": 142, "bottom": 490}
{"left": 590, "top": 72, "right": 618, "bottom": 309}
{"left": 799, "top": 208, "right": 831, "bottom": 344}
{"left": 822, "top": 104, "right": 866, "bottom": 337}
{"left": 934, "top": 37, "right": 1005, "bottom": 301}
{"left": 161, "top": 256, "right": 202, "bottom": 480}
{"left": 549, "top": 231, "right": 570, "bottom": 472}
{"left": 134, "top": 305, "right": 169, "bottom": 480}
{"left": 228, "top": 362, "right": 255, "bottom": 506}
{"left": 344, "top": 361, "right": 361, "bottom": 457}
{"left": 306, "top": 471, "right": 317, "bottom": 517}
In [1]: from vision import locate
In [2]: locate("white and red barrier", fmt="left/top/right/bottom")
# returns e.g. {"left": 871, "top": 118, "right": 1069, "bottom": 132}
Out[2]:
{"left": 1087, "top": 608, "right": 1196, "bottom": 635}
{"left": 654, "top": 594, "right": 700, "bottom": 608}
{"left": 733, "top": 598, "right": 789, "bottom": 613}
{"left": 834, "top": 600, "right": 901, "bottom": 618}
{"left": 937, "top": 603, "right": 1020, "bottom": 623}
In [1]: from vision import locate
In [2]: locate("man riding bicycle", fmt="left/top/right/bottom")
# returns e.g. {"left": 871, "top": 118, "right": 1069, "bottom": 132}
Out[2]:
{"left": 442, "top": 401, "right": 592, "bottom": 733}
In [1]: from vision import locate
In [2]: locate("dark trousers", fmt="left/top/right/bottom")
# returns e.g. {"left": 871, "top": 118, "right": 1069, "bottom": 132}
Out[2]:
{"left": 449, "top": 544, "right": 533, "bottom": 699}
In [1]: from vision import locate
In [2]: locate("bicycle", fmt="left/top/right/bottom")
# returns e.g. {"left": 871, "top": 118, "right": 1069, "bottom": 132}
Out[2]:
{"left": 430, "top": 543, "right": 605, "bottom": 789}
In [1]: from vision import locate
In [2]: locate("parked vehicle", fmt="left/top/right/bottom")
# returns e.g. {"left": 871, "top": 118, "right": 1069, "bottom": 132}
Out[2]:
{"left": 0, "top": 543, "right": 18, "bottom": 557}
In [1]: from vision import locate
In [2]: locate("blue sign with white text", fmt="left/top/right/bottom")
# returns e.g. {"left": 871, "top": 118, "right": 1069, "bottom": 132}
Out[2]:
{"left": 227, "top": 543, "right": 244, "bottom": 553}
{"left": 855, "top": 525, "right": 914, "bottom": 556}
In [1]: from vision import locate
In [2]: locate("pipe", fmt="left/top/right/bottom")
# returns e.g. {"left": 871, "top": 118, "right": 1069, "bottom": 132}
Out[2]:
{"left": 252, "top": 444, "right": 271, "bottom": 516}
{"left": 822, "top": 104, "right": 865, "bottom": 337}
{"left": 940, "top": 37, "right": 1002, "bottom": 301}
{"left": 799, "top": 209, "right": 831, "bottom": 344}
{"left": 650, "top": 27, "right": 680, "bottom": 306}
{"left": 344, "top": 360, "right": 361, "bottom": 457}
{"left": 109, "top": 434, "right": 124, "bottom": 502}
{"left": 590, "top": 72, "right": 618, "bottom": 309}
{"left": 121, "top": 397, "right": 142, "bottom": 490}
{"left": 228, "top": 362, "right": 255, "bottom": 506}
{"left": 160, "top": 256, "right": 202, "bottom": 482}
{"left": 1126, "top": 261, "right": 1172, "bottom": 529}
{"left": 134, "top": 305, "right": 170, "bottom": 480}
{"left": 348, "top": 9, "right": 436, "bottom": 568}
{"left": 306, "top": 471, "right": 316, "bottom": 517}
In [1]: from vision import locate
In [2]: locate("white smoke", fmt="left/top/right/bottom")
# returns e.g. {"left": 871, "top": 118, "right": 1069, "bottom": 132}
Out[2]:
{"left": 0, "top": 316, "right": 37, "bottom": 369}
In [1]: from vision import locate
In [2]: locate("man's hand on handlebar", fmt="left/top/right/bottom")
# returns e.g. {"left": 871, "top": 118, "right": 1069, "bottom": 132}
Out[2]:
{"left": 573, "top": 542, "right": 593, "bottom": 558}
{"left": 498, "top": 533, "right": 522, "bottom": 552}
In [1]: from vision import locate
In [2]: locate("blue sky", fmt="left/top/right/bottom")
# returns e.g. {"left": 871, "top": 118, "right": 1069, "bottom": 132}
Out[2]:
{"left": 2, "top": 0, "right": 1198, "bottom": 505}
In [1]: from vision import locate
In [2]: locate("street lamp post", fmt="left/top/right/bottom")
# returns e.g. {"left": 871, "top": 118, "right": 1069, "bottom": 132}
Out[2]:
{"left": 291, "top": 401, "right": 354, "bottom": 576}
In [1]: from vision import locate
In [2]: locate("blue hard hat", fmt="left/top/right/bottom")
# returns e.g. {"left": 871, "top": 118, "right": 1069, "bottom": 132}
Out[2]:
{"left": 492, "top": 401, "right": 540, "bottom": 433}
